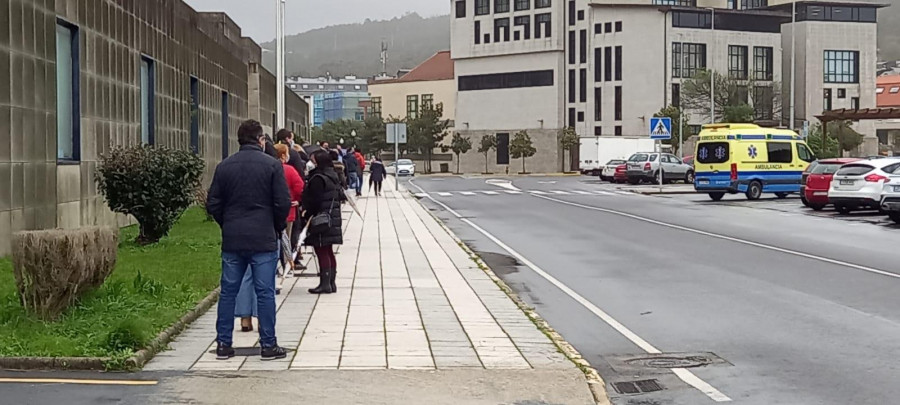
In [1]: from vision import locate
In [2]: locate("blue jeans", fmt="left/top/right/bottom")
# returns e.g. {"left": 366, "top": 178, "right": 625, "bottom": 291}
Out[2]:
{"left": 349, "top": 172, "right": 361, "bottom": 195}
{"left": 217, "top": 250, "right": 278, "bottom": 347}
{"left": 234, "top": 266, "right": 257, "bottom": 318}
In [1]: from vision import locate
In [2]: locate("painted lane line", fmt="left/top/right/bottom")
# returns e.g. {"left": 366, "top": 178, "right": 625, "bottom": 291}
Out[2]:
{"left": 481, "top": 191, "right": 500, "bottom": 195}
{"left": 408, "top": 180, "right": 731, "bottom": 403}
{"left": 459, "top": 191, "right": 476, "bottom": 196}
{"left": 504, "top": 190, "right": 523, "bottom": 195}
{"left": 550, "top": 191, "right": 571, "bottom": 195}
{"left": 572, "top": 190, "right": 594, "bottom": 195}
{"left": 0, "top": 378, "right": 158, "bottom": 386}
{"left": 529, "top": 190, "right": 549, "bottom": 195}
{"left": 436, "top": 192, "right": 452, "bottom": 197}
{"left": 595, "top": 191, "right": 616, "bottom": 196}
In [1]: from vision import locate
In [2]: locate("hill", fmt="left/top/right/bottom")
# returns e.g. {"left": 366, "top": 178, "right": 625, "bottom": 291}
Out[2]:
{"left": 262, "top": 13, "right": 450, "bottom": 78}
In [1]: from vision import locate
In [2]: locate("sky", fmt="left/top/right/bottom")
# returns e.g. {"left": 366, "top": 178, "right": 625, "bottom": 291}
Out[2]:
{"left": 184, "top": 0, "right": 448, "bottom": 44}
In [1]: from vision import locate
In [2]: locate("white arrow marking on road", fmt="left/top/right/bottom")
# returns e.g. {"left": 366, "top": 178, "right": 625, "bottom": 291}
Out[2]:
{"left": 486, "top": 179, "right": 521, "bottom": 191}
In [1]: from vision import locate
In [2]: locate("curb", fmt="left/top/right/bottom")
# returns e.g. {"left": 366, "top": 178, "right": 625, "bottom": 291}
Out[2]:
{"left": 407, "top": 191, "right": 611, "bottom": 405}
{"left": 0, "top": 356, "right": 108, "bottom": 371}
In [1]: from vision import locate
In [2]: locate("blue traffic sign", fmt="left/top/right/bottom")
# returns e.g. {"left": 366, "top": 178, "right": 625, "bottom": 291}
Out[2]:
{"left": 649, "top": 117, "right": 672, "bottom": 140}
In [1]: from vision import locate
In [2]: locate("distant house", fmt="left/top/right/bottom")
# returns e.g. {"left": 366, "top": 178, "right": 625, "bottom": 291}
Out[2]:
{"left": 367, "top": 51, "right": 455, "bottom": 125}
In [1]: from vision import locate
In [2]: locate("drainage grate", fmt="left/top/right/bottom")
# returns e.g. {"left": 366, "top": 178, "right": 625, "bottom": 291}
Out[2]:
{"left": 613, "top": 379, "right": 663, "bottom": 395}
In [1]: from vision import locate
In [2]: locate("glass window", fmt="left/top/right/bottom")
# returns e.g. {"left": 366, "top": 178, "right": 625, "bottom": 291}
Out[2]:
{"left": 579, "top": 69, "right": 587, "bottom": 102}
{"left": 568, "top": 69, "right": 576, "bottom": 103}
{"left": 615, "top": 21, "right": 622, "bottom": 32}
{"left": 615, "top": 126, "right": 623, "bottom": 136}
{"left": 535, "top": 0, "right": 551, "bottom": 8}
{"left": 456, "top": 0, "right": 466, "bottom": 18}
{"left": 672, "top": 11, "right": 711, "bottom": 28}
{"left": 595, "top": 48, "right": 602, "bottom": 81}
{"left": 767, "top": 142, "right": 793, "bottom": 163}
{"left": 654, "top": 0, "right": 696, "bottom": 5}
{"left": 190, "top": 76, "right": 199, "bottom": 154}
{"left": 604, "top": 47, "right": 612, "bottom": 81}
{"left": 514, "top": 16, "right": 531, "bottom": 40}
{"left": 892, "top": 87, "right": 900, "bottom": 94}
{"left": 495, "top": 18, "right": 510, "bottom": 42}
{"left": 605, "top": 22, "right": 612, "bottom": 32}
{"left": 614, "top": 86, "right": 622, "bottom": 121}
{"left": 476, "top": 0, "right": 490, "bottom": 15}
{"left": 753, "top": 47, "right": 773, "bottom": 80}
{"left": 697, "top": 142, "right": 730, "bottom": 164}
{"left": 728, "top": 45, "right": 748, "bottom": 79}
{"left": 672, "top": 42, "right": 706, "bottom": 78}
{"left": 580, "top": 30, "right": 587, "bottom": 64}
{"left": 672, "top": 83, "right": 681, "bottom": 108}
{"left": 753, "top": 85, "right": 774, "bottom": 120}
{"left": 495, "top": 0, "right": 510, "bottom": 13}
{"left": 851, "top": 97, "right": 860, "bottom": 110}
{"left": 629, "top": 154, "right": 649, "bottom": 162}
{"left": 407, "top": 95, "right": 419, "bottom": 119}
{"left": 578, "top": 10, "right": 585, "bottom": 21}
{"left": 140, "top": 56, "right": 155, "bottom": 145}
{"left": 595, "top": 23, "right": 603, "bottom": 34}
{"left": 475, "top": 21, "right": 481, "bottom": 44}
{"left": 497, "top": 133, "right": 510, "bottom": 164}
{"left": 535, "top": 13, "right": 552, "bottom": 38}
{"left": 568, "top": 31, "right": 576, "bottom": 64}
{"left": 577, "top": 111, "right": 585, "bottom": 122}
{"left": 458, "top": 70, "right": 555, "bottom": 91}
{"left": 421, "top": 94, "right": 434, "bottom": 110}
{"left": 372, "top": 97, "right": 382, "bottom": 117}
{"left": 615, "top": 46, "right": 622, "bottom": 81}
{"left": 568, "top": 0, "right": 576, "bottom": 26}
{"left": 594, "top": 87, "right": 602, "bottom": 121}
{"left": 824, "top": 89, "right": 833, "bottom": 111}
{"left": 516, "top": 0, "right": 531, "bottom": 11}
{"left": 797, "top": 143, "right": 814, "bottom": 163}
{"left": 836, "top": 164, "right": 873, "bottom": 176}
{"left": 811, "top": 163, "right": 843, "bottom": 174}
{"left": 824, "top": 50, "right": 859, "bottom": 83}
{"left": 740, "top": 0, "right": 767, "bottom": 9}
{"left": 56, "top": 22, "right": 79, "bottom": 161}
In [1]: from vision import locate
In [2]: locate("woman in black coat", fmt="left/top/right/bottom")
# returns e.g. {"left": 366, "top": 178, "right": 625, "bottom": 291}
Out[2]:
{"left": 302, "top": 149, "right": 346, "bottom": 294}
{"left": 369, "top": 158, "right": 387, "bottom": 197}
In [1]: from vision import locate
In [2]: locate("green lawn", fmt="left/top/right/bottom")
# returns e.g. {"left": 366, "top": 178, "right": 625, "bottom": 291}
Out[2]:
{"left": 0, "top": 207, "right": 221, "bottom": 365}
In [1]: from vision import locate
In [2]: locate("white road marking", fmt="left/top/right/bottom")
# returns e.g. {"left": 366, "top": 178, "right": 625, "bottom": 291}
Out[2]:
{"left": 572, "top": 190, "right": 594, "bottom": 195}
{"left": 460, "top": 191, "right": 476, "bottom": 196}
{"left": 414, "top": 192, "right": 429, "bottom": 198}
{"left": 538, "top": 181, "right": 557, "bottom": 184}
{"left": 486, "top": 179, "right": 521, "bottom": 191}
{"left": 550, "top": 190, "right": 571, "bottom": 195}
{"left": 529, "top": 190, "right": 549, "bottom": 195}
{"left": 436, "top": 192, "right": 452, "bottom": 197}
{"left": 408, "top": 180, "right": 732, "bottom": 402}
{"left": 504, "top": 190, "right": 522, "bottom": 195}
{"left": 481, "top": 191, "right": 500, "bottom": 195}
{"left": 595, "top": 191, "right": 616, "bottom": 196}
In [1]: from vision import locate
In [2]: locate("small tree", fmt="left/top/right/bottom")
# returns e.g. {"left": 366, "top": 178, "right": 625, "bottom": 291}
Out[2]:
{"left": 682, "top": 70, "right": 782, "bottom": 123}
{"left": 806, "top": 121, "right": 864, "bottom": 158}
{"left": 653, "top": 106, "right": 692, "bottom": 156}
{"left": 510, "top": 130, "right": 537, "bottom": 174}
{"left": 96, "top": 145, "right": 205, "bottom": 244}
{"left": 478, "top": 134, "right": 498, "bottom": 174}
{"left": 723, "top": 104, "right": 755, "bottom": 123}
{"left": 407, "top": 103, "right": 451, "bottom": 173}
{"left": 558, "top": 127, "right": 580, "bottom": 172}
{"left": 807, "top": 123, "right": 840, "bottom": 158}
{"left": 446, "top": 133, "right": 472, "bottom": 174}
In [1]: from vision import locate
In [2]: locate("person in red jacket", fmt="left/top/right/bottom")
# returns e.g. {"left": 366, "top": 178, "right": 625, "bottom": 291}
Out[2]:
{"left": 355, "top": 150, "right": 366, "bottom": 172}
{"left": 275, "top": 144, "right": 304, "bottom": 256}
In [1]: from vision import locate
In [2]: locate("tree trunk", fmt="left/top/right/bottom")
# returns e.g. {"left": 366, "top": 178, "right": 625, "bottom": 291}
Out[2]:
{"left": 456, "top": 153, "right": 461, "bottom": 174}
{"left": 522, "top": 157, "right": 526, "bottom": 174}
{"left": 484, "top": 152, "right": 489, "bottom": 173}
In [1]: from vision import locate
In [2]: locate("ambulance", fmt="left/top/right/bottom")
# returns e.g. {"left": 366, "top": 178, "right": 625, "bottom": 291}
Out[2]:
{"left": 693, "top": 124, "right": 816, "bottom": 201}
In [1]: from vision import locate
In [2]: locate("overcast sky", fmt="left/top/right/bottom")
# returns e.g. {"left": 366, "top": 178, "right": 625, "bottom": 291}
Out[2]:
{"left": 184, "top": 0, "right": 448, "bottom": 44}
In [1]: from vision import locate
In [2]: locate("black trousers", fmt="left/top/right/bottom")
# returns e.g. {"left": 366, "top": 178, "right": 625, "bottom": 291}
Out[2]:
{"left": 290, "top": 207, "right": 302, "bottom": 256}
{"left": 374, "top": 180, "right": 383, "bottom": 194}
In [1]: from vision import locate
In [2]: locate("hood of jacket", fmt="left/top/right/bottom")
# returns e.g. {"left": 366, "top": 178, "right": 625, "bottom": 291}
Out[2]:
{"left": 309, "top": 166, "right": 340, "bottom": 184}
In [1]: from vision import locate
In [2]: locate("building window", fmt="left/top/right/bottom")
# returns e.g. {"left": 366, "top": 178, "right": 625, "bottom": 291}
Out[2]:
{"left": 824, "top": 50, "right": 859, "bottom": 83}
{"left": 516, "top": 0, "right": 531, "bottom": 11}
{"left": 56, "top": 20, "right": 80, "bottom": 161}
{"left": 653, "top": 0, "right": 696, "bottom": 5}
{"left": 458, "top": 70, "right": 555, "bottom": 91}
{"left": 799, "top": 5, "right": 877, "bottom": 23}
{"left": 407, "top": 95, "right": 419, "bottom": 119}
{"left": 672, "top": 83, "right": 681, "bottom": 108}
{"left": 595, "top": 23, "right": 603, "bottom": 34}
{"left": 672, "top": 11, "right": 712, "bottom": 29}
{"left": 594, "top": 48, "right": 602, "bottom": 81}
{"left": 140, "top": 55, "right": 156, "bottom": 145}
{"left": 604, "top": 47, "right": 612, "bottom": 81}
{"left": 594, "top": 87, "right": 602, "bottom": 121}
{"left": 851, "top": 97, "right": 860, "bottom": 110}
{"left": 728, "top": 45, "right": 748, "bottom": 79}
{"left": 476, "top": 0, "right": 490, "bottom": 15}
{"left": 190, "top": 76, "right": 200, "bottom": 154}
{"left": 823, "top": 89, "right": 833, "bottom": 111}
{"left": 497, "top": 133, "right": 510, "bottom": 165}
{"left": 740, "top": 0, "right": 767, "bottom": 9}
{"left": 535, "top": 13, "right": 552, "bottom": 38}
{"left": 495, "top": 18, "right": 510, "bottom": 42}
{"left": 753, "top": 85, "right": 774, "bottom": 120}
{"left": 568, "top": 31, "right": 576, "bottom": 64}
{"left": 614, "top": 46, "right": 622, "bottom": 81}
{"left": 221, "top": 92, "right": 229, "bottom": 159}
{"left": 568, "top": 69, "right": 576, "bottom": 103}
{"left": 535, "top": 0, "right": 551, "bottom": 8}
{"left": 595, "top": 126, "right": 602, "bottom": 135}
{"left": 475, "top": 21, "right": 481, "bottom": 44}
{"left": 568, "top": 0, "right": 576, "bottom": 26}
{"left": 614, "top": 86, "right": 622, "bottom": 121}
{"left": 421, "top": 94, "right": 434, "bottom": 110}
{"left": 580, "top": 30, "right": 587, "bottom": 64}
{"left": 877, "top": 87, "right": 885, "bottom": 94}
{"left": 578, "top": 10, "right": 585, "bottom": 21}
{"left": 672, "top": 42, "right": 707, "bottom": 78}
{"left": 580, "top": 69, "right": 587, "bottom": 102}
{"left": 495, "top": 0, "right": 510, "bottom": 13}
{"left": 753, "top": 46, "right": 773, "bottom": 81}
{"left": 837, "top": 88, "right": 846, "bottom": 99}
{"left": 615, "top": 21, "right": 622, "bottom": 32}
{"left": 605, "top": 22, "right": 612, "bottom": 32}
{"left": 577, "top": 111, "right": 585, "bottom": 122}
{"left": 456, "top": 0, "right": 467, "bottom": 18}
{"left": 372, "top": 97, "right": 382, "bottom": 117}
{"left": 514, "top": 16, "right": 531, "bottom": 40}
{"left": 615, "top": 126, "right": 623, "bottom": 136}
{"left": 568, "top": 108, "right": 576, "bottom": 128}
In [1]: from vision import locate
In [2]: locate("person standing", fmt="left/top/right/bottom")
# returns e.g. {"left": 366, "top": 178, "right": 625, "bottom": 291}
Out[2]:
{"left": 303, "top": 150, "right": 346, "bottom": 294}
{"left": 275, "top": 129, "right": 308, "bottom": 269}
{"left": 275, "top": 144, "right": 304, "bottom": 276}
{"left": 207, "top": 119, "right": 291, "bottom": 361}
{"left": 344, "top": 148, "right": 361, "bottom": 197}
{"left": 331, "top": 150, "right": 348, "bottom": 190}
{"left": 369, "top": 157, "right": 387, "bottom": 197}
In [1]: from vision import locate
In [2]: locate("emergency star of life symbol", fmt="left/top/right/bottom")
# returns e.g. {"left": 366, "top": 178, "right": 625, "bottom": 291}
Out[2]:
{"left": 748, "top": 145, "right": 758, "bottom": 159}
{"left": 699, "top": 147, "right": 709, "bottom": 161}
{"left": 715, "top": 146, "right": 727, "bottom": 160}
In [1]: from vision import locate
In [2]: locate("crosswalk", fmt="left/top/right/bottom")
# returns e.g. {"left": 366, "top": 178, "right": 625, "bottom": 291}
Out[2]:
{"left": 413, "top": 189, "right": 639, "bottom": 198}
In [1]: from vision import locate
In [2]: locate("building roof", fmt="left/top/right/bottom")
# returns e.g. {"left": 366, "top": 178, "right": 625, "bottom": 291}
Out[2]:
{"left": 370, "top": 51, "right": 454, "bottom": 85}
{"left": 877, "top": 75, "right": 900, "bottom": 108}
{"left": 817, "top": 108, "right": 900, "bottom": 122}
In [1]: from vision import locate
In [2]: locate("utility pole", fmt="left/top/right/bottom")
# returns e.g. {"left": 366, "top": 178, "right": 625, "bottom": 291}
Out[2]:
{"left": 789, "top": 1, "right": 797, "bottom": 130}
{"left": 380, "top": 41, "right": 388, "bottom": 77}
{"left": 276, "top": 0, "right": 286, "bottom": 130}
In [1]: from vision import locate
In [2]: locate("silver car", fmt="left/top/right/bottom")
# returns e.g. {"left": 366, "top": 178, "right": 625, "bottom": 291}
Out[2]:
{"left": 625, "top": 152, "right": 694, "bottom": 185}
{"left": 879, "top": 162, "right": 900, "bottom": 224}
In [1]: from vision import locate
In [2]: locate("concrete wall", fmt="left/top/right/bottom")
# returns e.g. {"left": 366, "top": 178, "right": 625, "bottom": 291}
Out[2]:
{"left": 368, "top": 79, "right": 457, "bottom": 122}
{"left": 0, "top": 0, "right": 308, "bottom": 255}
{"left": 454, "top": 128, "right": 563, "bottom": 174}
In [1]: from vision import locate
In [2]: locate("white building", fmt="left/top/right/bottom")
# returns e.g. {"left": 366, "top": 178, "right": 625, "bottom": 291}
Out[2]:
{"left": 451, "top": 0, "right": 884, "bottom": 172}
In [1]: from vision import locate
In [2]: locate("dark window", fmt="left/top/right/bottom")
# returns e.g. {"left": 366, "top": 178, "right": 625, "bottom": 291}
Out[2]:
{"left": 614, "top": 86, "right": 622, "bottom": 121}
{"left": 672, "top": 83, "right": 681, "bottom": 107}
{"left": 767, "top": 142, "right": 793, "bottom": 164}
{"left": 697, "top": 142, "right": 730, "bottom": 164}
{"left": 728, "top": 45, "right": 748, "bottom": 79}
{"left": 672, "top": 11, "right": 711, "bottom": 29}
{"left": 190, "top": 76, "right": 199, "bottom": 154}
{"left": 579, "top": 69, "right": 587, "bottom": 102}
{"left": 824, "top": 89, "right": 833, "bottom": 111}
{"left": 568, "top": 31, "right": 576, "bottom": 64}
{"left": 615, "top": 21, "right": 622, "bottom": 32}
{"left": 653, "top": 0, "right": 696, "bottom": 5}
{"left": 56, "top": 20, "right": 80, "bottom": 161}
{"left": 595, "top": 23, "right": 603, "bottom": 34}
{"left": 836, "top": 164, "right": 874, "bottom": 176}
{"left": 577, "top": 111, "right": 585, "bottom": 122}
{"left": 615, "top": 126, "right": 622, "bottom": 136}
{"left": 475, "top": 21, "right": 481, "bottom": 44}
{"left": 837, "top": 88, "right": 846, "bottom": 99}
{"left": 753, "top": 46, "right": 773, "bottom": 80}
{"left": 535, "top": 13, "right": 552, "bottom": 38}
{"left": 580, "top": 30, "right": 587, "bottom": 63}
{"left": 407, "top": 95, "right": 419, "bottom": 118}
{"left": 140, "top": 55, "right": 156, "bottom": 145}
{"left": 578, "top": 10, "right": 585, "bottom": 21}
{"left": 614, "top": 46, "right": 622, "bottom": 81}
{"left": 568, "top": 69, "right": 576, "bottom": 103}
{"left": 476, "top": 0, "right": 490, "bottom": 15}
{"left": 516, "top": 0, "right": 531, "bottom": 11}
{"left": 672, "top": 42, "right": 706, "bottom": 78}
{"left": 221, "top": 92, "right": 229, "bottom": 159}
{"left": 422, "top": 94, "right": 434, "bottom": 110}
{"left": 824, "top": 50, "right": 859, "bottom": 83}
{"left": 604, "top": 47, "right": 613, "bottom": 81}
{"left": 459, "top": 70, "right": 555, "bottom": 91}
{"left": 515, "top": 16, "right": 531, "bottom": 40}
{"left": 569, "top": 0, "right": 576, "bottom": 26}
{"left": 811, "top": 163, "right": 844, "bottom": 175}
{"left": 605, "top": 22, "right": 612, "bottom": 32}
{"left": 456, "top": 1, "right": 467, "bottom": 18}
{"left": 851, "top": 97, "right": 860, "bottom": 110}
{"left": 594, "top": 126, "right": 602, "bottom": 135}
{"left": 568, "top": 108, "right": 576, "bottom": 127}
{"left": 497, "top": 133, "right": 510, "bottom": 165}
{"left": 594, "top": 48, "right": 602, "bottom": 81}
{"left": 739, "top": 0, "right": 767, "bottom": 9}
{"left": 495, "top": 18, "right": 510, "bottom": 42}
{"left": 535, "top": 0, "right": 551, "bottom": 8}
{"left": 496, "top": 0, "right": 510, "bottom": 13}
{"left": 594, "top": 87, "right": 602, "bottom": 120}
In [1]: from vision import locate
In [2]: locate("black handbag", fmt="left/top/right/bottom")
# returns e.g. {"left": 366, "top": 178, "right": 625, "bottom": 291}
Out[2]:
{"left": 308, "top": 174, "right": 336, "bottom": 235}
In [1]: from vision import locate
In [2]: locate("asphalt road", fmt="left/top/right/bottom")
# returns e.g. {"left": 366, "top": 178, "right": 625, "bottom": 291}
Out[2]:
{"left": 406, "top": 174, "right": 900, "bottom": 405}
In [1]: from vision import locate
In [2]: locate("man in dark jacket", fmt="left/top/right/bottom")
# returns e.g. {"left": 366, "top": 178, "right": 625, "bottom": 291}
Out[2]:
{"left": 344, "top": 147, "right": 361, "bottom": 197}
{"left": 207, "top": 119, "right": 291, "bottom": 361}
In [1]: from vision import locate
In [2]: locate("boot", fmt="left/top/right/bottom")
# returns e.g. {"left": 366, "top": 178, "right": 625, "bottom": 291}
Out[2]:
{"left": 308, "top": 269, "right": 333, "bottom": 294}
{"left": 330, "top": 268, "right": 337, "bottom": 293}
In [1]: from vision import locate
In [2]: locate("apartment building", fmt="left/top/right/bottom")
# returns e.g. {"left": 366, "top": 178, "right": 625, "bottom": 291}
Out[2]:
{"left": 451, "top": 0, "right": 883, "bottom": 172}
{"left": 287, "top": 75, "right": 369, "bottom": 127}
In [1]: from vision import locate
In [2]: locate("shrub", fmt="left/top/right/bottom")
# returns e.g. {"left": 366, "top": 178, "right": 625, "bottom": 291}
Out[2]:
{"left": 95, "top": 145, "right": 205, "bottom": 244}
{"left": 104, "top": 318, "right": 153, "bottom": 352}
{"left": 12, "top": 227, "right": 118, "bottom": 320}
{"left": 194, "top": 187, "right": 214, "bottom": 222}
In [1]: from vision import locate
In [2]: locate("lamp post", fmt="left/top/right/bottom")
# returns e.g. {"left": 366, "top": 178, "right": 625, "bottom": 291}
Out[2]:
{"left": 789, "top": 1, "right": 797, "bottom": 130}
{"left": 708, "top": 7, "right": 716, "bottom": 124}
{"left": 276, "top": 0, "right": 286, "bottom": 130}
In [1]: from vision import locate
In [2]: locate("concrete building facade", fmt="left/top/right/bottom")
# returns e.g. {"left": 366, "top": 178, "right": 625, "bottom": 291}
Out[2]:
{"left": 0, "top": 0, "right": 308, "bottom": 255}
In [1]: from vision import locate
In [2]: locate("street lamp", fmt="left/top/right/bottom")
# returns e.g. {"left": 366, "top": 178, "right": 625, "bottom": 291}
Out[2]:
{"left": 789, "top": 1, "right": 797, "bottom": 130}
{"left": 276, "top": 0, "right": 286, "bottom": 130}
{"left": 706, "top": 7, "right": 716, "bottom": 124}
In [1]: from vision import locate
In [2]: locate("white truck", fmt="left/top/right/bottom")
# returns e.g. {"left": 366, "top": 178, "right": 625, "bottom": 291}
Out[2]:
{"left": 579, "top": 137, "right": 657, "bottom": 176}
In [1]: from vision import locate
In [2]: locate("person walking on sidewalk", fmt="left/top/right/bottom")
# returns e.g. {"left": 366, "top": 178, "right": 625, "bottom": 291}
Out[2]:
{"left": 302, "top": 149, "right": 346, "bottom": 294}
{"left": 331, "top": 150, "right": 348, "bottom": 191}
{"left": 369, "top": 157, "right": 387, "bottom": 197}
{"left": 207, "top": 119, "right": 291, "bottom": 361}
{"left": 344, "top": 147, "right": 361, "bottom": 197}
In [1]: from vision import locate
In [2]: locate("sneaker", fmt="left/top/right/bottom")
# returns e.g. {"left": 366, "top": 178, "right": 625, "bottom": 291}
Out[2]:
{"left": 285, "top": 270, "right": 294, "bottom": 278}
{"left": 216, "top": 343, "right": 235, "bottom": 360}
{"left": 260, "top": 345, "right": 287, "bottom": 361}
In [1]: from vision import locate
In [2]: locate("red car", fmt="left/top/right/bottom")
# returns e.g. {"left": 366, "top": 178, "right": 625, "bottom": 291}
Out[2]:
{"left": 803, "top": 158, "right": 861, "bottom": 210}
{"left": 613, "top": 164, "right": 628, "bottom": 184}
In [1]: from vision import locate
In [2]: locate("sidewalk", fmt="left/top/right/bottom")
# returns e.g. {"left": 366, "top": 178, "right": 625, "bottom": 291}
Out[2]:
{"left": 144, "top": 179, "right": 596, "bottom": 403}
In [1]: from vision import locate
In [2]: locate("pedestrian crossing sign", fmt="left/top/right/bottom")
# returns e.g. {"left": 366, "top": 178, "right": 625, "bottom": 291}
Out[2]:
{"left": 649, "top": 117, "right": 672, "bottom": 140}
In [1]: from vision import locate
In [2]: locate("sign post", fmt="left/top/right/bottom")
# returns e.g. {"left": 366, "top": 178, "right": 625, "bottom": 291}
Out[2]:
{"left": 649, "top": 117, "right": 673, "bottom": 192}
{"left": 386, "top": 123, "right": 408, "bottom": 190}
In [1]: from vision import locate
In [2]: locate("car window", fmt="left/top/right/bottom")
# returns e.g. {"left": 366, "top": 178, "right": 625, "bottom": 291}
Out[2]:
{"left": 835, "top": 164, "right": 874, "bottom": 176}
{"left": 629, "top": 154, "right": 648, "bottom": 162}
{"left": 767, "top": 142, "right": 793, "bottom": 164}
{"left": 797, "top": 144, "right": 815, "bottom": 163}
{"left": 608, "top": 159, "right": 625, "bottom": 165}
{"left": 811, "top": 163, "right": 843, "bottom": 175}
{"left": 650, "top": 154, "right": 658, "bottom": 162}
{"left": 697, "top": 142, "right": 729, "bottom": 164}
{"left": 883, "top": 163, "right": 900, "bottom": 174}
{"left": 668, "top": 155, "right": 682, "bottom": 164}
{"left": 398, "top": 159, "right": 413, "bottom": 165}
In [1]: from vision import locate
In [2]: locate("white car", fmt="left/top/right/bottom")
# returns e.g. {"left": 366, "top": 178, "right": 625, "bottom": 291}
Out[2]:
{"left": 879, "top": 162, "right": 900, "bottom": 224}
{"left": 600, "top": 159, "right": 627, "bottom": 182}
{"left": 828, "top": 158, "right": 900, "bottom": 214}
{"left": 387, "top": 159, "right": 416, "bottom": 176}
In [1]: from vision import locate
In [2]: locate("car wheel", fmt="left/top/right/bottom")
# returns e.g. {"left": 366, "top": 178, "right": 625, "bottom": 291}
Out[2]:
{"left": 746, "top": 181, "right": 763, "bottom": 201}
{"left": 652, "top": 171, "right": 662, "bottom": 185}
{"left": 809, "top": 203, "right": 826, "bottom": 211}
{"left": 685, "top": 171, "right": 695, "bottom": 184}
{"left": 709, "top": 192, "right": 725, "bottom": 201}
{"left": 800, "top": 195, "right": 810, "bottom": 207}
{"left": 775, "top": 192, "right": 789, "bottom": 199}
{"left": 835, "top": 204, "right": 852, "bottom": 215}
{"left": 889, "top": 212, "right": 900, "bottom": 224}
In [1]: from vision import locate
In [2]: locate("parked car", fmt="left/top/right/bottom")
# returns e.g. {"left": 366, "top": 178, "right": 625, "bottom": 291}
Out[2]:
{"left": 613, "top": 164, "right": 628, "bottom": 184}
{"left": 828, "top": 158, "right": 900, "bottom": 214}
{"left": 880, "top": 163, "right": 900, "bottom": 224}
{"left": 625, "top": 152, "right": 694, "bottom": 185}
{"left": 600, "top": 159, "right": 627, "bottom": 181}
{"left": 682, "top": 155, "right": 694, "bottom": 167}
{"left": 386, "top": 159, "right": 416, "bottom": 176}
{"left": 802, "top": 158, "right": 860, "bottom": 211}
